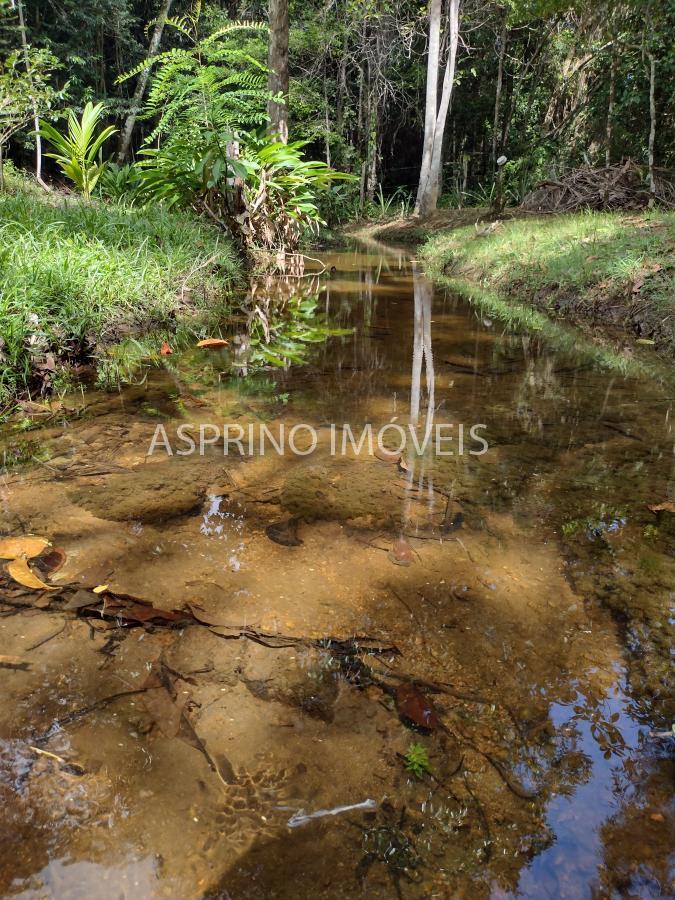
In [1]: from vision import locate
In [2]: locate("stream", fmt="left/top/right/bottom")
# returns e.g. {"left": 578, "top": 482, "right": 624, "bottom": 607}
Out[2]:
{"left": 0, "top": 243, "right": 672, "bottom": 898}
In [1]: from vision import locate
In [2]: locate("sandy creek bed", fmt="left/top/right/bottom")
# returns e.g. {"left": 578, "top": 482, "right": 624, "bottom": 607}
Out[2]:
{"left": 0, "top": 245, "right": 672, "bottom": 898}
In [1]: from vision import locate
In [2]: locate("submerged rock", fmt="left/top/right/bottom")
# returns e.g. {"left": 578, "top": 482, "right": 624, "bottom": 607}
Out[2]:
{"left": 69, "top": 459, "right": 222, "bottom": 523}
{"left": 265, "top": 517, "right": 303, "bottom": 547}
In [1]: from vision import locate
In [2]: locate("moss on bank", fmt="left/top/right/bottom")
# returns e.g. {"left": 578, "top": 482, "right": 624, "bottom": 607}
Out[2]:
{"left": 0, "top": 188, "right": 242, "bottom": 401}
{"left": 420, "top": 211, "right": 675, "bottom": 354}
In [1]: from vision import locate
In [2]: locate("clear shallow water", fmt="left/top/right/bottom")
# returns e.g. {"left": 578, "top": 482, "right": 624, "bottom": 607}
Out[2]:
{"left": 0, "top": 243, "right": 672, "bottom": 898}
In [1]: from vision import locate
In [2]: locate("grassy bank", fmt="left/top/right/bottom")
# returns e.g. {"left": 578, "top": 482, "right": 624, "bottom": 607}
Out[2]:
{"left": 420, "top": 211, "right": 675, "bottom": 353}
{"left": 0, "top": 187, "right": 241, "bottom": 402}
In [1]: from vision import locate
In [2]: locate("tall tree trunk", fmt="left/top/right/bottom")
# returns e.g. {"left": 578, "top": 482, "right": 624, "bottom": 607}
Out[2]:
{"left": 491, "top": 7, "right": 507, "bottom": 170}
{"left": 646, "top": 49, "right": 656, "bottom": 205}
{"left": 117, "top": 0, "right": 173, "bottom": 164}
{"left": 605, "top": 51, "right": 615, "bottom": 167}
{"left": 415, "top": 0, "right": 441, "bottom": 217}
{"left": 267, "top": 0, "right": 289, "bottom": 143}
{"left": 12, "top": 0, "right": 49, "bottom": 189}
{"left": 323, "top": 78, "right": 331, "bottom": 166}
{"left": 415, "top": 0, "right": 460, "bottom": 218}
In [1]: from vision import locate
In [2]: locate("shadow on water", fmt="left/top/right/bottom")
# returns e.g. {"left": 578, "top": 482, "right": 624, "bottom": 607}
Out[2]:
{"left": 0, "top": 242, "right": 672, "bottom": 898}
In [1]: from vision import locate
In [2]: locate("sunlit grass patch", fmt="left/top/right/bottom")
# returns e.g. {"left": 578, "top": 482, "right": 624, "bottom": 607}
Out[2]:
{"left": 0, "top": 186, "right": 241, "bottom": 400}
{"left": 421, "top": 210, "right": 675, "bottom": 352}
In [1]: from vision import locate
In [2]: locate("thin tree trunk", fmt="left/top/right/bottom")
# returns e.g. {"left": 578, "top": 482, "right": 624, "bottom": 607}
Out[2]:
{"left": 267, "top": 0, "right": 289, "bottom": 143}
{"left": 324, "top": 80, "right": 331, "bottom": 167}
{"left": 415, "top": 0, "right": 441, "bottom": 217}
{"left": 647, "top": 49, "right": 656, "bottom": 205}
{"left": 13, "top": 0, "right": 49, "bottom": 189}
{"left": 117, "top": 0, "right": 173, "bottom": 164}
{"left": 335, "top": 52, "right": 347, "bottom": 136}
{"left": 491, "top": 7, "right": 507, "bottom": 169}
{"left": 367, "top": 113, "right": 377, "bottom": 204}
{"left": 416, "top": 0, "right": 460, "bottom": 217}
{"left": 605, "top": 52, "right": 615, "bottom": 167}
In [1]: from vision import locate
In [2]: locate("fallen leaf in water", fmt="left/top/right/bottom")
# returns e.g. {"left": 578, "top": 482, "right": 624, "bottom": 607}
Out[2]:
{"left": 103, "top": 594, "right": 188, "bottom": 623}
{"left": 93, "top": 584, "right": 108, "bottom": 594}
{"left": 0, "top": 536, "right": 50, "bottom": 560}
{"left": 187, "top": 604, "right": 233, "bottom": 627}
{"left": 266, "top": 518, "right": 303, "bottom": 547}
{"left": 395, "top": 683, "right": 441, "bottom": 730}
{"left": 197, "top": 338, "right": 229, "bottom": 349}
{"left": 142, "top": 686, "right": 186, "bottom": 738}
{"left": 35, "top": 547, "right": 67, "bottom": 575}
{"left": 374, "top": 447, "right": 401, "bottom": 464}
{"left": 63, "top": 589, "right": 99, "bottom": 611}
{"left": 160, "top": 341, "right": 173, "bottom": 356}
{"left": 0, "top": 655, "right": 29, "bottom": 669}
{"left": 141, "top": 660, "right": 188, "bottom": 738}
{"left": 6, "top": 557, "right": 58, "bottom": 591}
{"left": 648, "top": 500, "right": 674, "bottom": 513}
{"left": 388, "top": 536, "right": 414, "bottom": 567}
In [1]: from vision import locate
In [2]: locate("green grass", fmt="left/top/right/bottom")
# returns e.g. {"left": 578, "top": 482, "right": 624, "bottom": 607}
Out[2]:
{"left": 0, "top": 183, "right": 241, "bottom": 400}
{"left": 420, "top": 211, "right": 675, "bottom": 353}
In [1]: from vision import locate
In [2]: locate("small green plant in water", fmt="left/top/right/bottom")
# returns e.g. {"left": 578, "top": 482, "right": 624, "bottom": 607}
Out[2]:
{"left": 403, "top": 742, "right": 431, "bottom": 779}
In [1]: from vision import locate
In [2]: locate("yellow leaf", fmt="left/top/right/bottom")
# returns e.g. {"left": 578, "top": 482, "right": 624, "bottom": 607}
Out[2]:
{"left": 93, "top": 584, "right": 109, "bottom": 594}
{"left": 0, "top": 536, "right": 51, "bottom": 560}
{"left": 6, "top": 557, "right": 58, "bottom": 591}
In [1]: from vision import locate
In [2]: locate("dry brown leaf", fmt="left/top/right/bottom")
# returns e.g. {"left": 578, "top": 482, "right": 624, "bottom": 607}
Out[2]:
{"left": 647, "top": 500, "right": 674, "bottom": 514}
{"left": 6, "top": 557, "right": 58, "bottom": 591}
{"left": 142, "top": 686, "right": 186, "bottom": 738}
{"left": 36, "top": 547, "right": 67, "bottom": 574}
{"left": 196, "top": 338, "right": 229, "bottom": 349}
{"left": 160, "top": 341, "right": 173, "bottom": 356}
{"left": 395, "top": 683, "right": 441, "bottom": 730}
{"left": 0, "top": 536, "right": 50, "bottom": 560}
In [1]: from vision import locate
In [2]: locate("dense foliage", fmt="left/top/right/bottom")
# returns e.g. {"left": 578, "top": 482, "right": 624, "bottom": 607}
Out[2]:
{"left": 1, "top": 0, "right": 672, "bottom": 213}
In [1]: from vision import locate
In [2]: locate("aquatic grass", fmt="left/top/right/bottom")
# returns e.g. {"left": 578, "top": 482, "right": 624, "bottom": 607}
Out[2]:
{"left": 420, "top": 210, "right": 675, "bottom": 353}
{"left": 0, "top": 188, "right": 241, "bottom": 400}
{"left": 403, "top": 742, "right": 432, "bottom": 779}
